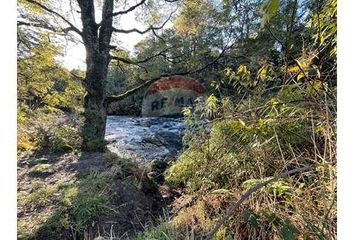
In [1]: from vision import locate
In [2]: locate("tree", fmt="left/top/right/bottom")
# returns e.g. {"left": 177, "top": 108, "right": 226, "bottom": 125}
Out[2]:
{"left": 18, "top": 0, "right": 181, "bottom": 151}
{"left": 18, "top": 0, "right": 241, "bottom": 151}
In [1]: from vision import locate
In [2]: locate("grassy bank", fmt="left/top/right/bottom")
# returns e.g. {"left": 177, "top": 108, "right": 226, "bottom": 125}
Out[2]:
{"left": 17, "top": 151, "right": 166, "bottom": 240}
{"left": 136, "top": 84, "right": 336, "bottom": 240}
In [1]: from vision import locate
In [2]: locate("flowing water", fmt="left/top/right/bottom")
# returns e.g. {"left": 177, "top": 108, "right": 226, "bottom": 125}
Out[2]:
{"left": 105, "top": 116, "right": 186, "bottom": 163}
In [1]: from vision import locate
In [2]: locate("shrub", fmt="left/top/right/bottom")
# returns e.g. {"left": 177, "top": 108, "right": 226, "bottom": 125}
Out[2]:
{"left": 164, "top": 83, "right": 336, "bottom": 239}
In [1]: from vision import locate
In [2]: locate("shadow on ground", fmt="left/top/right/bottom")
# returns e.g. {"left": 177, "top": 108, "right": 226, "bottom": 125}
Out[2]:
{"left": 17, "top": 151, "right": 168, "bottom": 240}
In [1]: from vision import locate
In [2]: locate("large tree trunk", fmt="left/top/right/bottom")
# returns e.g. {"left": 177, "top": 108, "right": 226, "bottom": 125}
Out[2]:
{"left": 78, "top": 0, "right": 113, "bottom": 151}
{"left": 81, "top": 53, "right": 109, "bottom": 151}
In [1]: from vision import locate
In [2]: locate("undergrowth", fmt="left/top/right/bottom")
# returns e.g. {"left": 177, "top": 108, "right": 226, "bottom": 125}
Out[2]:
{"left": 17, "top": 151, "right": 159, "bottom": 240}
{"left": 138, "top": 82, "right": 336, "bottom": 239}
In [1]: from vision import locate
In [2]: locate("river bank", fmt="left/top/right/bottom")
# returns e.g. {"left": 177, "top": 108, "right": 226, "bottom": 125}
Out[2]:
{"left": 18, "top": 116, "right": 187, "bottom": 240}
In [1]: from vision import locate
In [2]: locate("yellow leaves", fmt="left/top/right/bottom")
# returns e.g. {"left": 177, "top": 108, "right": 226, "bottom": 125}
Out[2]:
{"left": 207, "top": 94, "right": 218, "bottom": 104}
{"left": 18, "top": 0, "right": 47, "bottom": 14}
{"left": 18, "top": 38, "right": 84, "bottom": 112}
{"left": 287, "top": 65, "right": 300, "bottom": 73}
{"left": 224, "top": 65, "right": 250, "bottom": 78}
{"left": 271, "top": 98, "right": 279, "bottom": 106}
{"left": 237, "top": 64, "right": 249, "bottom": 76}
{"left": 204, "top": 94, "right": 219, "bottom": 119}
{"left": 18, "top": 129, "right": 36, "bottom": 152}
{"left": 182, "top": 107, "right": 192, "bottom": 117}
{"left": 238, "top": 119, "right": 246, "bottom": 127}
{"left": 18, "top": 115, "right": 28, "bottom": 123}
{"left": 224, "top": 67, "right": 233, "bottom": 77}
{"left": 286, "top": 58, "right": 322, "bottom": 81}
{"left": 47, "top": 105, "right": 59, "bottom": 112}
{"left": 297, "top": 72, "right": 305, "bottom": 81}
{"left": 257, "top": 66, "right": 267, "bottom": 79}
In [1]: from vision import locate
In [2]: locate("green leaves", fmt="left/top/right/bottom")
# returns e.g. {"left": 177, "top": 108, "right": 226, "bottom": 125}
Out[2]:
{"left": 310, "top": 0, "right": 337, "bottom": 56}
{"left": 260, "top": 0, "right": 280, "bottom": 26}
{"left": 242, "top": 178, "right": 292, "bottom": 197}
{"left": 174, "top": 0, "right": 213, "bottom": 35}
{"left": 242, "top": 210, "right": 259, "bottom": 228}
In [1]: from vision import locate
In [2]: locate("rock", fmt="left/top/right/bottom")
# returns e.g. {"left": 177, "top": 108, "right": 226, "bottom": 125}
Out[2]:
{"left": 146, "top": 159, "right": 169, "bottom": 184}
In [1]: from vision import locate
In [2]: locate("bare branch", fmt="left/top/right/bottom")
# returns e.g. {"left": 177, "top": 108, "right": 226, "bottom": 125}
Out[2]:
{"left": 111, "top": 0, "right": 147, "bottom": 17}
{"left": 18, "top": 20, "right": 56, "bottom": 31}
{"left": 17, "top": 20, "right": 77, "bottom": 35}
{"left": 24, "top": 0, "right": 82, "bottom": 36}
{"left": 110, "top": 45, "right": 176, "bottom": 64}
{"left": 112, "top": 8, "right": 175, "bottom": 34}
{"left": 152, "top": 28, "right": 166, "bottom": 42}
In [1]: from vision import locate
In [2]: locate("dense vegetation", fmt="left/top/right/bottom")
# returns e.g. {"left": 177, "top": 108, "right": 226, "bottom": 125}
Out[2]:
{"left": 18, "top": 0, "right": 336, "bottom": 239}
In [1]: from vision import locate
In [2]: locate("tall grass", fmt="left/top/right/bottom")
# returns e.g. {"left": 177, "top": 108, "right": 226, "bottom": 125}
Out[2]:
{"left": 141, "top": 83, "right": 336, "bottom": 239}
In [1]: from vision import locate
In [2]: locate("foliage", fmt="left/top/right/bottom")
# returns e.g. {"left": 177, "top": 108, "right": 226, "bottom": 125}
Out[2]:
{"left": 165, "top": 81, "right": 336, "bottom": 239}
{"left": 160, "top": 0, "right": 337, "bottom": 238}
{"left": 17, "top": 37, "right": 84, "bottom": 155}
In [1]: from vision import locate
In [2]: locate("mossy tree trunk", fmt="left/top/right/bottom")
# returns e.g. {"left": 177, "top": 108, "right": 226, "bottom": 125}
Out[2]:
{"left": 78, "top": 0, "right": 113, "bottom": 151}
{"left": 81, "top": 54, "right": 109, "bottom": 151}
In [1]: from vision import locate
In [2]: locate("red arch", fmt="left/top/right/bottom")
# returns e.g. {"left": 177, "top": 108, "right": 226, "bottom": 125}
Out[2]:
{"left": 144, "top": 76, "right": 206, "bottom": 97}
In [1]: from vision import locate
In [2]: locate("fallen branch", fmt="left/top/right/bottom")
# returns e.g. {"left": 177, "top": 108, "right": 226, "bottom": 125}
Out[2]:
{"left": 205, "top": 165, "right": 313, "bottom": 240}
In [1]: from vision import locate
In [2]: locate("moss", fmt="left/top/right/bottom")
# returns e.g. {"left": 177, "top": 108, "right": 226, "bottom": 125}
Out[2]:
{"left": 31, "top": 163, "right": 52, "bottom": 172}
{"left": 82, "top": 139, "right": 106, "bottom": 152}
{"left": 59, "top": 184, "right": 79, "bottom": 207}
{"left": 18, "top": 183, "right": 56, "bottom": 210}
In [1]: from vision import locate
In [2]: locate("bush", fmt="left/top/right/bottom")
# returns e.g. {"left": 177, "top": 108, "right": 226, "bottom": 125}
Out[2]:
{"left": 17, "top": 105, "right": 82, "bottom": 155}
{"left": 163, "top": 83, "right": 336, "bottom": 239}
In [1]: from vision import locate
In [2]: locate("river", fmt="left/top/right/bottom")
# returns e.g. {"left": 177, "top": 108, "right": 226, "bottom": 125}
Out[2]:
{"left": 105, "top": 116, "right": 186, "bottom": 163}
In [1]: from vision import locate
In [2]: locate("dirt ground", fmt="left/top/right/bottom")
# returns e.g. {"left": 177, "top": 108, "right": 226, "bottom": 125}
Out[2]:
{"left": 17, "top": 151, "right": 169, "bottom": 240}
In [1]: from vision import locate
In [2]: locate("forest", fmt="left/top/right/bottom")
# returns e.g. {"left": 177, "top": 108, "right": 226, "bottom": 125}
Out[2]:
{"left": 17, "top": 0, "right": 336, "bottom": 239}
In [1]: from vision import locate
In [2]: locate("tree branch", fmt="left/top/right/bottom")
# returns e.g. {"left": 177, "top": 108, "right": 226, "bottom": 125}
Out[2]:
{"left": 110, "top": 45, "right": 176, "bottom": 65}
{"left": 24, "top": 0, "right": 82, "bottom": 36}
{"left": 111, "top": 0, "right": 147, "bottom": 17}
{"left": 17, "top": 20, "right": 77, "bottom": 35}
{"left": 105, "top": 43, "right": 233, "bottom": 103}
{"left": 112, "top": 8, "right": 175, "bottom": 34}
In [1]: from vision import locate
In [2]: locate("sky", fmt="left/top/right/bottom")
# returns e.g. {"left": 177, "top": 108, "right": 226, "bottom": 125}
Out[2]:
{"left": 55, "top": 0, "right": 177, "bottom": 71}
{"left": 58, "top": 11, "right": 146, "bottom": 71}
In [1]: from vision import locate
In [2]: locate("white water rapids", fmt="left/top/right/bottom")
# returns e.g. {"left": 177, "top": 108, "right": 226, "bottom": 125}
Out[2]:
{"left": 105, "top": 116, "right": 186, "bottom": 163}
